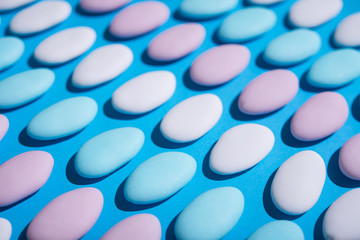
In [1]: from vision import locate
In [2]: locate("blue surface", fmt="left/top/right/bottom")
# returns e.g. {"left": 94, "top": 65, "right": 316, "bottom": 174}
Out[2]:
{"left": 0, "top": 0, "right": 360, "bottom": 239}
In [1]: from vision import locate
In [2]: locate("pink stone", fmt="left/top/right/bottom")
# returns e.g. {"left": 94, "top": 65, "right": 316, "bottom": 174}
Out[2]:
{"left": 80, "top": 0, "right": 131, "bottom": 14}
{"left": 0, "top": 114, "right": 9, "bottom": 142}
{"left": 238, "top": 69, "right": 299, "bottom": 115}
{"left": 339, "top": 133, "right": 360, "bottom": 180}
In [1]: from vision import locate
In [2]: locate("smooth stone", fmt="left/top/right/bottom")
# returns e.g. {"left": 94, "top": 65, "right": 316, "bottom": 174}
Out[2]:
{"left": 101, "top": 214, "right": 161, "bottom": 240}
{"left": 238, "top": 69, "right": 299, "bottom": 115}
{"left": 175, "top": 187, "right": 244, "bottom": 240}
{"left": 323, "top": 188, "right": 360, "bottom": 240}
{"left": 72, "top": 44, "right": 133, "bottom": 88}
{"left": 0, "top": 37, "right": 24, "bottom": 71}
{"left": 190, "top": 44, "right": 250, "bottom": 86}
{"left": 109, "top": 1, "right": 169, "bottom": 38}
{"left": 0, "top": 69, "right": 55, "bottom": 109}
{"left": 9, "top": 1, "right": 71, "bottom": 35}
{"left": 248, "top": 220, "right": 304, "bottom": 240}
{"left": 112, "top": 71, "right": 176, "bottom": 114}
{"left": 264, "top": 29, "right": 321, "bottom": 66}
{"left": 0, "top": 151, "right": 54, "bottom": 207}
{"left": 160, "top": 93, "right": 223, "bottom": 143}
{"left": 147, "top": 23, "right": 205, "bottom": 62}
{"left": 0, "top": 218, "right": 11, "bottom": 240}
{"left": 271, "top": 150, "right": 326, "bottom": 215}
{"left": 124, "top": 152, "right": 196, "bottom": 204}
{"left": 289, "top": 0, "right": 343, "bottom": 28}
{"left": 27, "top": 187, "right": 103, "bottom": 240}
{"left": 75, "top": 127, "right": 145, "bottom": 178}
{"left": 218, "top": 7, "right": 276, "bottom": 42}
{"left": 334, "top": 12, "right": 360, "bottom": 47}
{"left": 290, "top": 92, "right": 348, "bottom": 141}
{"left": 339, "top": 133, "right": 360, "bottom": 180}
{"left": 210, "top": 123, "right": 275, "bottom": 175}
{"left": 27, "top": 96, "right": 98, "bottom": 140}
{"left": 80, "top": 0, "right": 130, "bottom": 13}
{"left": 34, "top": 26, "right": 96, "bottom": 65}
{"left": 248, "top": 0, "right": 284, "bottom": 5}
{"left": 0, "top": 114, "right": 9, "bottom": 141}
{"left": 0, "top": 0, "right": 34, "bottom": 11}
{"left": 307, "top": 49, "right": 360, "bottom": 88}
{"left": 179, "top": 0, "right": 238, "bottom": 19}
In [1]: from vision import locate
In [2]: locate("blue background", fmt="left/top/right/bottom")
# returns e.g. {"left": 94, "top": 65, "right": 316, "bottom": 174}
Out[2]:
{"left": 1, "top": 0, "right": 360, "bottom": 239}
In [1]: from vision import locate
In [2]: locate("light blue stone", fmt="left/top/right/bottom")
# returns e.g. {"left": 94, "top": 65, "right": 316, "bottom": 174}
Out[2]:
{"left": 218, "top": 7, "right": 276, "bottom": 42}
{"left": 174, "top": 187, "right": 244, "bottom": 240}
{"left": 124, "top": 152, "right": 196, "bottom": 204}
{"left": 179, "top": 0, "right": 238, "bottom": 19}
{"left": 248, "top": 220, "right": 305, "bottom": 240}
{"left": 264, "top": 29, "right": 321, "bottom": 66}
{"left": 0, "top": 69, "right": 55, "bottom": 109}
{"left": 27, "top": 96, "right": 97, "bottom": 140}
{"left": 0, "top": 37, "right": 24, "bottom": 71}
{"left": 75, "top": 127, "right": 145, "bottom": 178}
{"left": 307, "top": 49, "right": 360, "bottom": 88}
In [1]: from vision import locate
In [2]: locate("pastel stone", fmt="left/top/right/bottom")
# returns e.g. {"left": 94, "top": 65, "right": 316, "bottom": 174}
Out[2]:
{"left": 112, "top": 71, "right": 176, "bottom": 114}
{"left": 34, "top": 26, "right": 96, "bottom": 65}
{"left": 271, "top": 150, "right": 326, "bottom": 215}
{"left": 291, "top": 92, "right": 348, "bottom": 141}
{"left": 179, "top": 0, "right": 238, "bottom": 19}
{"left": 0, "top": 37, "right": 24, "bottom": 71}
{"left": 109, "top": 1, "right": 169, "bottom": 38}
{"left": 101, "top": 214, "right": 161, "bottom": 240}
{"left": 160, "top": 93, "right": 223, "bottom": 143}
{"left": 0, "top": 114, "right": 9, "bottom": 141}
{"left": 323, "top": 188, "right": 360, "bottom": 240}
{"left": 190, "top": 44, "right": 250, "bottom": 86}
{"left": 334, "top": 12, "right": 360, "bottom": 47}
{"left": 210, "top": 124, "right": 275, "bottom": 175}
{"left": 0, "top": 218, "right": 11, "bottom": 240}
{"left": 0, "top": 151, "right": 54, "bottom": 207}
{"left": 0, "top": 0, "right": 34, "bottom": 11}
{"left": 248, "top": 220, "right": 304, "bottom": 240}
{"left": 27, "top": 187, "right": 103, "bottom": 240}
{"left": 72, "top": 44, "right": 133, "bottom": 88}
{"left": 27, "top": 96, "right": 98, "bottom": 140}
{"left": 218, "top": 7, "right": 276, "bottom": 42}
{"left": 75, "top": 127, "right": 145, "bottom": 178}
{"left": 248, "top": 0, "right": 284, "bottom": 5}
{"left": 175, "top": 187, "right": 244, "bottom": 240}
{"left": 9, "top": 1, "right": 71, "bottom": 36}
{"left": 80, "top": 0, "right": 130, "bottom": 13}
{"left": 238, "top": 70, "right": 299, "bottom": 115}
{"left": 0, "top": 69, "right": 55, "bottom": 109}
{"left": 307, "top": 49, "right": 360, "bottom": 88}
{"left": 339, "top": 133, "right": 360, "bottom": 180}
{"left": 289, "top": 0, "right": 343, "bottom": 28}
{"left": 147, "top": 23, "right": 205, "bottom": 62}
{"left": 124, "top": 152, "right": 196, "bottom": 204}
{"left": 264, "top": 29, "right": 321, "bottom": 66}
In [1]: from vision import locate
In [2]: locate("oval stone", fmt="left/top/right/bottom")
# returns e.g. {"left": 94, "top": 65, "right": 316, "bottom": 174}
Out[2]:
{"left": 101, "top": 214, "right": 161, "bottom": 240}
{"left": 0, "top": 37, "right": 24, "bottom": 71}
{"left": 179, "top": 0, "right": 238, "bottom": 19}
{"left": 0, "top": 114, "right": 9, "bottom": 141}
{"left": 0, "top": 218, "right": 11, "bottom": 240}
{"left": 124, "top": 152, "right": 196, "bottom": 204}
{"left": 248, "top": 220, "right": 304, "bottom": 240}
{"left": 72, "top": 44, "right": 133, "bottom": 88}
{"left": 0, "top": 69, "right": 55, "bottom": 109}
{"left": 27, "top": 96, "right": 98, "bottom": 140}
{"left": 0, "top": 151, "right": 54, "bottom": 207}
{"left": 290, "top": 92, "right": 348, "bottom": 141}
{"left": 334, "top": 12, "right": 360, "bottom": 48}
{"left": 248, "top": 0, "right": 284, "bottom": 5}
{"left": 238, "top": 70, "right": 299, "bottom": 115}
{"left": 307, "top": 49, "right": 360, "bottom": 88}
{"left": 323, "top": 188, "right": 360, "bottom": 240}
{"left": 75, "top": 127, "right": 145, "bottom": 178}
{"left": 34, "top": 26, "right": 96, "bottom": 65}
{"left": 80, "top": 0, "right": 130, "bottom": 14}
{"left": 147, "top": 23, "right": 205, "bottom": 62}
{"left": 264, "top": 29, "right": 321, "bottom": 66}
{"left": 112, "top": 71, "right": 176, "bottom": 114}
{"left": 210, "top": 124, "right": 275, "bottom": 175}
{"left": 9, "top": 1, "right": 71, "bottom": 36}
{"left": 175, "top": 187, "right": 244, "bottom": 240}
{"left": 109, "top": 1, "right": 169, "bottom": 38}
{"left": 218, "top": 7, "right": 276, "bottom": 42}
{"left": 271, "top": 150, "right": 326, "bottom": 215}
{"left": 0, "top": 0, "right": 34, "bottom": 11}
{"left": 27, "top": 187, "right": 103, "bottom": 240}
{"left": 160, "top": 93, "right": 223, "bottom": 143}
{"left": 339, "top": 133, "right": 360, "bottom": 180}
{"left": 190, "top": 44, "right": 250, "bottom": 86}
{"left": 289, "top": 0, "right": 343, "bottom": 28}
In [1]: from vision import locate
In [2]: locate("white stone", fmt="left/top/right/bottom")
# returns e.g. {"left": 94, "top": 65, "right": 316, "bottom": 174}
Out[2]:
{"left": 0, "top": 0, "right": 34, "bottom": 11}
{"left": 334, "top": 12, "right": 360, "bottom": 47}
{"left": 249, "top": 0, "right": 284, "bottom": 5}
{"left": 0, "top": 218, "right": 11, "bottom": 240}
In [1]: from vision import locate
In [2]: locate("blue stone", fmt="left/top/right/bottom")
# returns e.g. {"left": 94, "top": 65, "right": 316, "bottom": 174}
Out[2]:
{"left": 179, "top": 0, "right": 238, "bottom": 19}
{"left": 0, "top": 37, "right": 24, "bottom": 71}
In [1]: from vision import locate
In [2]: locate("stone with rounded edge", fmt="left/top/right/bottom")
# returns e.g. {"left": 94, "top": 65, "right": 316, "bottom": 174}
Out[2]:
{"left": 0, "top": 218, "right": 11, "bottom": 240}
{"left": 179, "top": 0, "right": 238, "bottom": 20}
{"left": 0, "top": 37, "right": 24, "bottom": 71}
{"left": 339, "top": 133, "right": 360, "bottom": 180}
{"left": 248, "top": 220, "right": 304, "bottom": 240}
{"left": 248, "top": 0, "right": 284, "bottom": 5}
{"left": 80, "top": 0, "right": 131, "bottom": 13}
{"left": 0, "top": 0, "right": 34, "bottom": 11}
{"left": 334, "top": 12, "right": 360, "bottom": 48}
{"left": 0, "top": 114, "right": 9, "bottom": 141}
